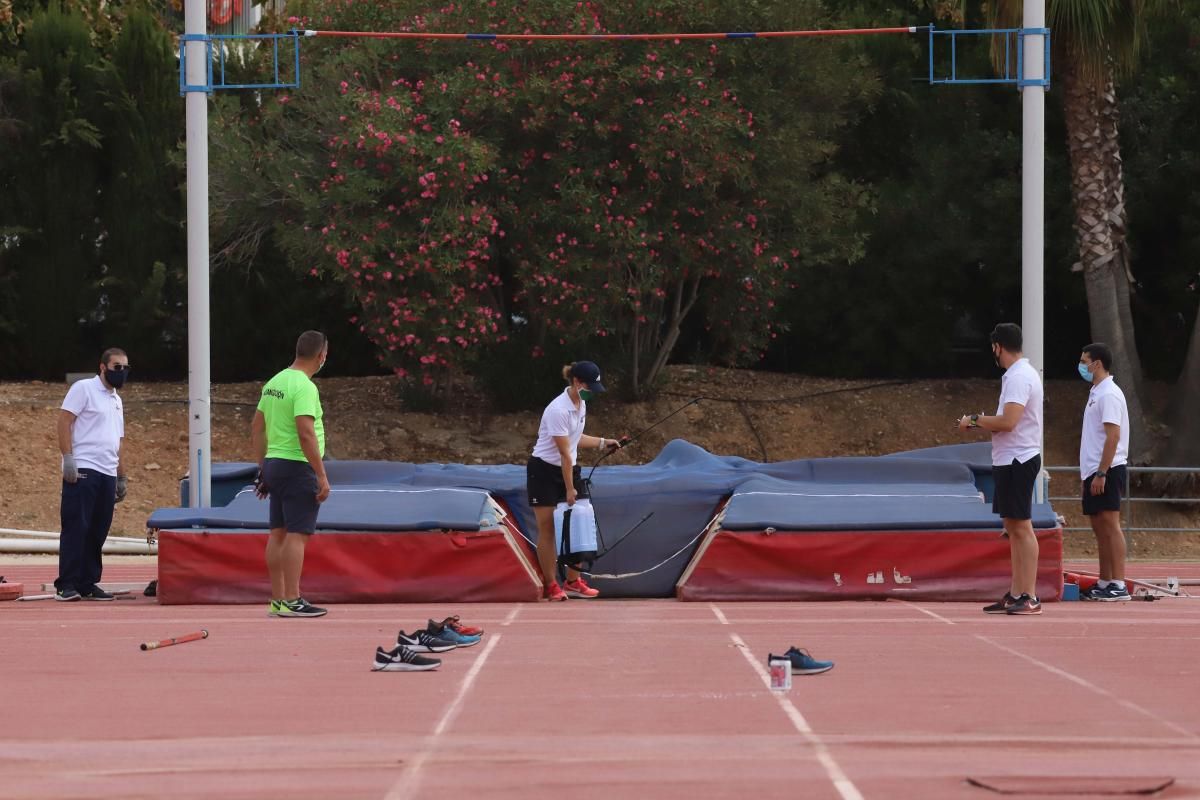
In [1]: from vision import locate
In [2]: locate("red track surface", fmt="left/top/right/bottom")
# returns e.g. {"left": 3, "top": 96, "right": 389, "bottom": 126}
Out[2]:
{"left": 3, "top": 562, "right": 1199, "bottom": 799}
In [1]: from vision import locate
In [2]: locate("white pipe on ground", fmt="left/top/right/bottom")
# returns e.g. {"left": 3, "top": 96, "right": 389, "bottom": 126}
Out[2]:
{"left": 0, "top": 538, "right": 157, "bottom": 555}
{"left": 0, "top": 528, "right": 152, "bottom": 545}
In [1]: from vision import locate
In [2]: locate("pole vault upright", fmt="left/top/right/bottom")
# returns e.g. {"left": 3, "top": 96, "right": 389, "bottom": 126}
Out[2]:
{"left": 184, "top": 0, "right": 211, "bottom": 508}
{"left": 1022, "top": 0, "right": 1047, "bottom": 499}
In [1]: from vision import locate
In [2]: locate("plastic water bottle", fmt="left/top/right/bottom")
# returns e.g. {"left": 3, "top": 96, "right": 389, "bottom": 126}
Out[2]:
{"left": 768, "top": 658, "right": 792, "bottom": 692}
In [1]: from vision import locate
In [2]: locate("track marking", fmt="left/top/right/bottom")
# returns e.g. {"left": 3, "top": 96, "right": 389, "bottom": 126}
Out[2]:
{"left": 730, "top": 633, "right": 864, "bottom": 800}
{"left": 500, "top": 606, "right": 521, "bottom": 626}
{"left": 709, "top": 603, "right": 729, "bottom": 625}
{"left": 974, "top": 634, "right": 1198, "bottom": 740}
{"left": 386, "top": 634, "right": 502, "bottom": 800}
{"left": 896, "top": 600, "right": 956, "bottom": 625}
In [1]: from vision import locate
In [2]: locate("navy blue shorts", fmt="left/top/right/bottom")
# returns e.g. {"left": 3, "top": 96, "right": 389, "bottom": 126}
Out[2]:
{"left": 992, "top": 454, "right": 1040, "bottom": 521}
{"left": 1082, "top": 464, "right": 1125, "bottom": 515}
{"left": 262, "top": 458, "right": 320, "bottom": 534}
{"left": 526, "top": 457, "right": 589, "bottom": 507}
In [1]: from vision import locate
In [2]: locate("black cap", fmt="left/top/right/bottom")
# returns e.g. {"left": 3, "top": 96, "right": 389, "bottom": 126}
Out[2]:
{"left": 570, "top": 361, "right": 606, "bottom": 393}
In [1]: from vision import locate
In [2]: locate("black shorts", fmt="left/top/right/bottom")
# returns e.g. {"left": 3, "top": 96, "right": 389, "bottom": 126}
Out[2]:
{"left": 262, "top": 458, "right": 320, "bottom": 534}
{"left": 526, "top": 457, "right": 589, "bottom": 507}
{"left": 1082, "top": 464, "right": 1126, "bottom": 515}
{"left": 992, "top": 454, "right": 1041, "bottom": 521}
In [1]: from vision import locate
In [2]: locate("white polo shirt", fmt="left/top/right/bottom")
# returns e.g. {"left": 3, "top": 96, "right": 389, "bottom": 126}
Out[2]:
{"left": 1079, "top": 376, "right": 1129, "bottom": 479}
{"left": 531, "top": 388, "right": 586, "bottom": 467}
{"left": 991, "top": 357, "right": 1043, "bottom": 466}
{"left": 61, "top": 376, "right": 124, "bottom": 477}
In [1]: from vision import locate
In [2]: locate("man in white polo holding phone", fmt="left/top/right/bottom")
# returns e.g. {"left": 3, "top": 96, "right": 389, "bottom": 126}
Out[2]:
{"left": 959, "top": 323, "right": 1044, "bottom": 616}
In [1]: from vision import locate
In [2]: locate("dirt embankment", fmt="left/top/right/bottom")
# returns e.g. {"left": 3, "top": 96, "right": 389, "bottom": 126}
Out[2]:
{"left": 2, "top": 366, "right": 1195, "bottom": 557}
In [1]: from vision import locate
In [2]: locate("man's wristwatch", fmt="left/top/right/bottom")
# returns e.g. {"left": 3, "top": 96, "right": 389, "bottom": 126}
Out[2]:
{"left": 1096, "top": 470, "right": 1107, "bottom": 478}
{"left": 969, "top": 414, "right": 980, "bottom": 428}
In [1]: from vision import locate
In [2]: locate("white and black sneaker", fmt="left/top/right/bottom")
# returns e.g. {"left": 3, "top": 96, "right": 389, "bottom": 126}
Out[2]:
{"left": 396, "top": 629, "right": 457, "bottom": 653}
{"left": 373, "top": 645, "right": 440, "bottom": 672}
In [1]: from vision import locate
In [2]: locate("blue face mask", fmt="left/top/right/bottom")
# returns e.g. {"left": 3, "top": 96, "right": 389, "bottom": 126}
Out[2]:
{"left": 1077, "top": 363, "right": 1094, "bottom": 382}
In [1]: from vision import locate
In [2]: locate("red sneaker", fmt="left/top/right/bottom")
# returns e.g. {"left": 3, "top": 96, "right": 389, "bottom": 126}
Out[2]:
{"left": 563, "top": 578, "right": 600, "bottom": 599}
{"left": 544, "top": 581, "right": 567, "bottom": 602}
{"left": 440, "top": 615, "right": 484, "bottom": 636}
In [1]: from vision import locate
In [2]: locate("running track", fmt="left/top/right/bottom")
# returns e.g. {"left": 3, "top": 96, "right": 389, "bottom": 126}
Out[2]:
{"left": 2, "top": 562, "right": 1198, "bottom": 799}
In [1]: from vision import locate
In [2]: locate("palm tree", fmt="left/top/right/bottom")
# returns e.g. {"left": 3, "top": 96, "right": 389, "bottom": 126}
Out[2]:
{"left": 987, "top": 0, "right": 1156, "bottom": 459}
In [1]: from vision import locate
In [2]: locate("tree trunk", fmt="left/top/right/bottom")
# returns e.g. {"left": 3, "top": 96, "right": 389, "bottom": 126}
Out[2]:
{"left": 1060, "top": 59, "right": 1153, "bottom": 461}
{"left": 1163, "top": 306, "right": 1200, "bottom": 473}
{"left": 643, "top": 274, "right": 701, "bottom": 391}
{"left": 1095, "top": 71, "right": 1148, "bottom": 402}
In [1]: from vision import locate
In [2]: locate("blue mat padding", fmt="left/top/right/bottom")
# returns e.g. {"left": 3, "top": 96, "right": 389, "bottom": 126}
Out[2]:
{"left": 153, "top": 439, "right": 1052, "bottom": 597}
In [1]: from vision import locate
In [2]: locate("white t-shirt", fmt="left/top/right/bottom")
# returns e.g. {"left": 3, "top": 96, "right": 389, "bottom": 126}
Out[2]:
{"left": 1079, "top": 376, "right": 1129, "bottom": 479}
{"left": 531, "top": 388, "right": 586, "bottom": 467}
{"left": 61, "top": 376, "right": 124, "bottom": 476}
{"left": 991, "top": 358, "right": 1043, "bottom": 466}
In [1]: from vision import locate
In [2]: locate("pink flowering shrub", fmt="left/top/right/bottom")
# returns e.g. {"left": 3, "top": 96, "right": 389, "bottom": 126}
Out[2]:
{"left": 219, "top": 0, "right": 873, "bottom": 394}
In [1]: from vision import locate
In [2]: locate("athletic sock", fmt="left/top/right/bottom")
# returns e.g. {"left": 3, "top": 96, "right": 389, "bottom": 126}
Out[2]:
{"left": 1111, "top": 580, "right": 1126, "bottom": 590}
{"left": 1097, "top": 579, "right": 1112, "bottom": 588}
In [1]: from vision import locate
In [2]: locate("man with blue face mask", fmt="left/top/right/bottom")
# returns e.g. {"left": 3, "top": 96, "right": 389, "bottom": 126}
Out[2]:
{"left": 1077, "top": 342, "right": 1131, "bottom": 601}
{"left": 55, "top": 348, "right": 129, "bottom": 601}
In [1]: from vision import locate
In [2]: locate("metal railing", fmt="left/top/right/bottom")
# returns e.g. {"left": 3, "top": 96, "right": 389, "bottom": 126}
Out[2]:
{"left": 1045, "top": 465, "right": 1200, "bottom": 534}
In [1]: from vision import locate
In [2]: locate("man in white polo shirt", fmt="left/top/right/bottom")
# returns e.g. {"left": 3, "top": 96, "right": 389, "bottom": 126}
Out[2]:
{"left": 958, "top": 323, "right": 1044, "bottom": 615}
{"left": 55, "top": 348, "right": 129, "bottom": 601}
{"left": 1077, "top": 342, "right": 1131, "bottom": 601}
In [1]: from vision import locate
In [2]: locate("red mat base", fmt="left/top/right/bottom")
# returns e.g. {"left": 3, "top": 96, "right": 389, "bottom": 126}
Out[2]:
{"left": 157, "top": 523, "right": 541, "bottom": 604}
{"left": 677, "top": 527, "right": 1063, "bottom": 601}
{"left": 966, "top": 775, "right": 1175, "bottom": 795}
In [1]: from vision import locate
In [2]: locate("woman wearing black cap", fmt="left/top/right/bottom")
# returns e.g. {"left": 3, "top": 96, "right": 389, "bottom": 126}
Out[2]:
{"left": 527, "top": 361, "right": 622, "bottom": 601}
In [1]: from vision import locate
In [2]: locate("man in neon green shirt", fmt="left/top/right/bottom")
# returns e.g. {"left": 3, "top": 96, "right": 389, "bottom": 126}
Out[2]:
{"left": 251, "top": 330, "right": 331, "bottom": 618}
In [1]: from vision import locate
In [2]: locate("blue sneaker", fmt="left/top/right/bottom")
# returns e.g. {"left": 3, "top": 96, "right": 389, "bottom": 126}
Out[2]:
{"left": 426, "top": 619, "right": 481, "bottom": 647}
{"left": 779, "top": 646, "right": 834, "bottom": 675}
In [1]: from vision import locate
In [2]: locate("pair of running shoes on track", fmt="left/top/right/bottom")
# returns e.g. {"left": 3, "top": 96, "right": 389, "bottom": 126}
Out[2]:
{"left": 543, "top": 577, "right": 599, "bottom": 601}
{"left": 373, "top": 615, "right": 485, "bottom": 672}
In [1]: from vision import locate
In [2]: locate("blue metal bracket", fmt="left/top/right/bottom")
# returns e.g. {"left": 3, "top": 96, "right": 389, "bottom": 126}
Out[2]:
{"left": 179, "top": 30, "right": 302, "bottom": 94}
{"left": 928, "top": 26, "right": 1050, "bottom": 88}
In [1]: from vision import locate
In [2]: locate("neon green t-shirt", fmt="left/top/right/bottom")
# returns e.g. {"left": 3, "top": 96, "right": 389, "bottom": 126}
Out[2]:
{"left": 257, "top": 368, "right": 324, "bottom": 462}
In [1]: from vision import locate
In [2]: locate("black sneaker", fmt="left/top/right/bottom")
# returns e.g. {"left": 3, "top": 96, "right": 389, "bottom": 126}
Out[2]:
{"left": 55, "top": 588, "right": 81, "bottom": 602}
{"left": 372, "top": 645, "right": 440, "bottom": 672}
{"left": 1006, "top": 594, "right": 1042, "bottom": 615}
{"left": 983, "top": 592, "right": 1018, "bottom": 614}
{"left": 81, "top": 587, "right": 115, "bottom": 601}
{"left": 1091, "top": 583, "right": 1132, "bottom": 602}
{"left": 277, "top": 598, "right": 328, "bottom": 617}
{"left": 396, "top": 629, "right": 457, "bottom": 653}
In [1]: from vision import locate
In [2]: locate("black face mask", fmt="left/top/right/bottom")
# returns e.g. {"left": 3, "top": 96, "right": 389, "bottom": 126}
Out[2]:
{"left": 104, "top": 366, "right": 129, "bottom": 389}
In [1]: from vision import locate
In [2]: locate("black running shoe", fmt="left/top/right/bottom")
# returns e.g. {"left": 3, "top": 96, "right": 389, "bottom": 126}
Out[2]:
{"left": 983, "top": 592, "right": 1018, "bottom": 614}
{"left": 55, "top": 588, "right": 81, "bottom": 602}
{"left": 1006, "top": 594, "right": 1042, "bottom": 615}
{"left": 396, "top": 629, "right": 457, "bottom": 653}
{"left": 372, "top": 645, "right": 440, "bottom": 672}
{"left": 277, "top": 598, "right": 328, "bottom": 617}
{"left": 81, "top": 587, "right": 115, "bottom": 601}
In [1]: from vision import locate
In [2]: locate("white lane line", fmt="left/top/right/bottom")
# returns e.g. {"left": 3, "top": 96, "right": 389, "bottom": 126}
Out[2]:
{"left": 730, "top": 633, "right": 864, "bottom": 800}
{"left": 386, "top": 634, "right": 503, "bottom": 800}
{"left": 709, "top": 603, "right": 729, "bottom": 625}
{"left": 974, "top": 634, "right": 1198, "bottom": 740}
{"left": 501, "top": 606, "right": 521, "bottom": 626}
{"left": 896, "top": 600, "right": 957, "bottom": 626}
